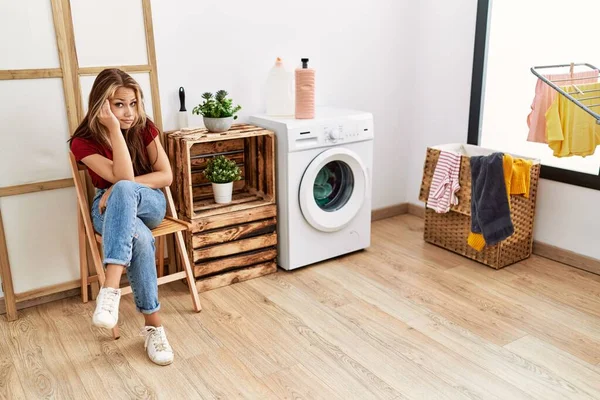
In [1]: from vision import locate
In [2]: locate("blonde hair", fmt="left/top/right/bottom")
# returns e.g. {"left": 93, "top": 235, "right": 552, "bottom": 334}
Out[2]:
{"left": 70, "top": 69, "right": 157, "bottom": 175}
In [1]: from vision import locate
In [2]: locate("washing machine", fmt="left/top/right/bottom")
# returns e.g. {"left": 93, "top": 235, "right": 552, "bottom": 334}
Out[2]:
{"left": 250, "top": 107, "right": 374, "bottom": 270}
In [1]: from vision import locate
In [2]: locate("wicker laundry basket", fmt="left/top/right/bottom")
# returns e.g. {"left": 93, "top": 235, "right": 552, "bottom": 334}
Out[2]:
{"left": 419, "top": 144, "right": 541, "bottom": 269}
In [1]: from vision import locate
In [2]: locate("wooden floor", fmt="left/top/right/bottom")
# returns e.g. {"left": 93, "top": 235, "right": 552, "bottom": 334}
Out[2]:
{"left": 2, "top": 214, "right": 600, "bottom": 400}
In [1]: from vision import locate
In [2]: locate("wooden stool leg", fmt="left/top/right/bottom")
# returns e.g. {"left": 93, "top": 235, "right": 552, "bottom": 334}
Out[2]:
{"left": 93, "top": 242, "right": 106, "bottom": 286}
{"left": 157, "top": 236, "right": 165, "bottom": 278}
{"left": 166, "top": 235, "right": 177, "bottom": 275}
{"left": 174, "top": 231, "right": 201, "bottom": 312}
{"left": 78, "top": 211, "right": 89, "bottom": 303}
{"left": 89, "top": 245, "right": 100, "bottom": 300}
{"left": 112, "top": 326, "right": 120, "bottom": 340}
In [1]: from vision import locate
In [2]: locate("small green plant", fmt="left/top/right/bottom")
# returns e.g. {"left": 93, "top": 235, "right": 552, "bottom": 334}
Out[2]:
{"left": 192, "top": 90, "right": 242, "bottom": 119}
{"left": 203, "top": 155, "right": 242, "bottom": 184}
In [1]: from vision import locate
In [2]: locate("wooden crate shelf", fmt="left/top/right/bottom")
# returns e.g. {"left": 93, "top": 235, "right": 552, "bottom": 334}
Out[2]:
{"left": 192, "top": 192, "right": 272, "bottom": 216}
{"left": 166, "top": 124, "right": 276, "bottom": 220}
{"left": 195, "top": 262, "right": 277, "bottom": 293}
{"left": 165, "top": 124, "right": 278, "bottom": 292}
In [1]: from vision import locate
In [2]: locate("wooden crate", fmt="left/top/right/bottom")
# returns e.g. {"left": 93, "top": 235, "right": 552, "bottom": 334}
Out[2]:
{"left": 165, "top": 124, "right": 278, "bottom": 292}
{"left": 166, "top": 124, "right": 276, "bottom": 219}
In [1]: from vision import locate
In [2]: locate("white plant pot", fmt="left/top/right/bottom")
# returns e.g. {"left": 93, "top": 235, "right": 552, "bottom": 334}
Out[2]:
{"left": 212, "top": 181, "right": 233, "bottom": 204}
{"left": 203, "top": 116, "right": 234, "bottom": 133}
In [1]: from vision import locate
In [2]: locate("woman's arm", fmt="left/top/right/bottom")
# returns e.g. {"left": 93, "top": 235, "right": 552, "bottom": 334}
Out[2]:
{"left": 82, "top": 136, "right": 172, "bottom": 189}
{"left": 103, "top": 100, "right": 135, "bottom": 181}
{"left": 80, "top": 155, "right": 123, "bottom": 185}
{"left": 134, "top": 136, "right": 173, "bottom": 189}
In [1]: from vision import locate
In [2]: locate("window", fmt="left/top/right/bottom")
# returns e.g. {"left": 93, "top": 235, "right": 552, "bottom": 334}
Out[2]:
{"left": 468, "top": 0, "right": 600, "bottom": 190}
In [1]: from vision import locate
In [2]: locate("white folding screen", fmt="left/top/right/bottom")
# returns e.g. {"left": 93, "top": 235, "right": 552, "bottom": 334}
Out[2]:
{"left": 0, "top": 0, "right": 161, "bottom": 310}
{"left": 0, "top": 0, "right": 74, "bottom": 299}
{"left": 0, "top": 190, "right": 79, "bottom": 293}
{"left": 0, "top": 79, "right": 71, "bottom": 188}
{"left": 70, "top": 0, "right": 148, "bottom": 68}
{"left": 0, "top": 0, "right": 60, "bottom": 70}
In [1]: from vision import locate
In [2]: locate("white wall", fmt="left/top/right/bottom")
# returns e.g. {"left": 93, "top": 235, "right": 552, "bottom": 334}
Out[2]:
{"left": 535, "top": 181, "right": 600, "bottom": 258}
{"left": 405, "top": 0, "right": 478, "bottom": 204}
{"left": 405, "top": 0, "right": 600, "bottom": 260}
{"left": 151, "top": 0, "right": 411, "bottom": 210}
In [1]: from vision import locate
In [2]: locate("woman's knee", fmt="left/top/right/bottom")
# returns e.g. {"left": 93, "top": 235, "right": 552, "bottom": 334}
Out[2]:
{"left": 137, "top": 189, "right": 167, "bottom": 229}
{"left": 111, "top": 180, "right": 138, "bottom": 198}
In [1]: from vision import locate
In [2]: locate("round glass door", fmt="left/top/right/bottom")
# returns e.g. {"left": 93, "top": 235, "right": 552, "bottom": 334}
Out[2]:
{"left": 299, "top": 148, "right": 368, "bottom": 232}
{"left": 313, "top": 161, "right": 354, "bottom": 211}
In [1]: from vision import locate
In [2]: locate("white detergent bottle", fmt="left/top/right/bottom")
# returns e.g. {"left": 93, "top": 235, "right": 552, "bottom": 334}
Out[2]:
{"left": 266, "top": 57, "right": 294, "bottom": 116}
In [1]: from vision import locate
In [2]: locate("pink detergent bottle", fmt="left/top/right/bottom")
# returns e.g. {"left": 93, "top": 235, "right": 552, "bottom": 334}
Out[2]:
{"left": 295, "top": 58, "right": 315, "bottom": 119}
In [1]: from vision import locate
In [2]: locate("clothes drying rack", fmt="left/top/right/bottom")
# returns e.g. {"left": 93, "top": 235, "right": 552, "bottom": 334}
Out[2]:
{"left": 530, "top": 63, "right": 600, "bottom": 124}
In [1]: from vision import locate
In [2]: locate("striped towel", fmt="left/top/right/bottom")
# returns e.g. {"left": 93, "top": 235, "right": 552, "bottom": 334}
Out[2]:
{"left": 427, "top": 151, "right": 461, "bottom": 213}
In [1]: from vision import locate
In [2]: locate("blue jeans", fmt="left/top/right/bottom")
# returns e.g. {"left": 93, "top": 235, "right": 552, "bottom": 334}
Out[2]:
{"left": 91, "top": 180, "right": 166, "bottom": 314}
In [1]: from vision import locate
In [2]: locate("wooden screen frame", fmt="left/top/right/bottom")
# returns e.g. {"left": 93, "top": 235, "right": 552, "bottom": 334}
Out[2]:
{"left": 0, "top": 0, "right": 164, "bottom": 321}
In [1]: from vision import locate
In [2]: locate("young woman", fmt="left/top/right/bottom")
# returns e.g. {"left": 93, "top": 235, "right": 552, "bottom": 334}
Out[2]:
{"left": 69, "top": 68, "right": 174, "bottom": 366}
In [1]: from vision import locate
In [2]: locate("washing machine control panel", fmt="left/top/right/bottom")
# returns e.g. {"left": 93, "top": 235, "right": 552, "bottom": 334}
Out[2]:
{"left": 322, "top": 118, "right": 373, "bottom": 144}
{"left": 283, "top": 114, "right": 374, "bottom": 152}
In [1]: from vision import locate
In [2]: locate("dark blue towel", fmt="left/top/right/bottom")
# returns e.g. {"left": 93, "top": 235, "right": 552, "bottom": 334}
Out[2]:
{"left": 470, "top": 153, "right": 514, "bottom": 246}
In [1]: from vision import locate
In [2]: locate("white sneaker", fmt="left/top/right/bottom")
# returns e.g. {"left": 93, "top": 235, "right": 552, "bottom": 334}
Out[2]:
{"left": 92, "top": 287, "right": 121, "bottom": 329}
{"left": 141, "top": 326, "right": 174, "bottom": 366}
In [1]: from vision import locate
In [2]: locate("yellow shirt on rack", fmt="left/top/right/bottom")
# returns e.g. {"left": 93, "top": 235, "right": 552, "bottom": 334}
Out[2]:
{"left": 545, "top": 82, "right": 600, "bottom": 157}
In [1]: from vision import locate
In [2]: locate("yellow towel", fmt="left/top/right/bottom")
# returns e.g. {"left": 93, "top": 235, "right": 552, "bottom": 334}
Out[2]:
{"left": 511, "top": 159, "right": 532, "bottom": 198}
{"left": 468, "top": 155, "right": 532, "bottom": 251}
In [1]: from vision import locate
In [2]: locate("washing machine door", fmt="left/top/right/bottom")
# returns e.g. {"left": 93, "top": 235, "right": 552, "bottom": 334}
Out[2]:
{"left": 299, "top": 147, "right": 368, "bottom": 232}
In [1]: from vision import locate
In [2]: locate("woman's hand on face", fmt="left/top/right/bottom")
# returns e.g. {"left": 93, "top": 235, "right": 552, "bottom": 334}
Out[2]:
{"left": 99, "top": 99, "right": 120, "bottom": 132}
{"left": 99, "top": 185, "right": 113, "bottom": 214}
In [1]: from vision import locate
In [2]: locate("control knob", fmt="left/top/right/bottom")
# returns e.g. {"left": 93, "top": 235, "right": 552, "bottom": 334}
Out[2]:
{"left": 325, "top": 126, "right": 341, "bottom": 142}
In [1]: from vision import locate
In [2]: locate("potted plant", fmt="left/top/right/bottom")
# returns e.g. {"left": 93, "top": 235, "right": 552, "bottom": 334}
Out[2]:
{"left": 192, "top": 90, "right": 242, "bottom": 133}
{"left": 203, "top": 155, "right": 242, "bottom": 203}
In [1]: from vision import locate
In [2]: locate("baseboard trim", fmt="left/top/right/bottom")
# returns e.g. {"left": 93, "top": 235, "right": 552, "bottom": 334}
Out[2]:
{"left": 408, "top": 203, "right": 426, "bottom": 218}
{"left": 533, "top": 241, "right": 600, "bottom": 276}
{"left": 371, "top": 202, "right": 425, "bottom": 221}
{"left": 1, "top": 288, "right": 80, "bottom": 316}
{"left": 371, "top": 203, "right": 408, "bottom": 221}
